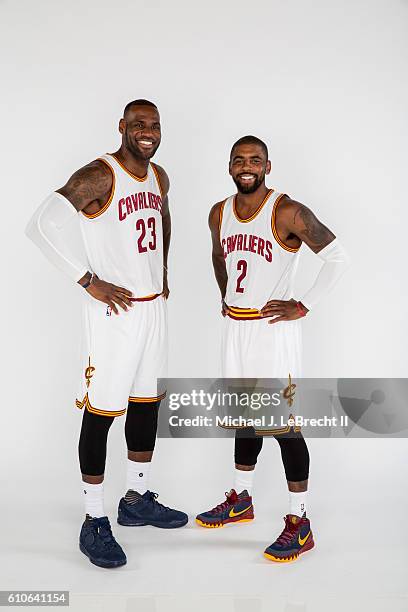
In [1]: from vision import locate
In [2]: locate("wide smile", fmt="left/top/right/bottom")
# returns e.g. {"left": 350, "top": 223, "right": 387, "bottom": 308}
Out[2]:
{"left": 137, "top": 139, "right": 156, "bottom": 150}
{"left": 238, "top": 174, "right": 257, "bottom": 182}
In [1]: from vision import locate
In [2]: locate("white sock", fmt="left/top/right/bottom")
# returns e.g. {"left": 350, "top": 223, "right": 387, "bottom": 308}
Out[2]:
{"left": 82, "top": 482, "right": 105, "bottom": 518}
{"left": 234, "top": 468, "right": 255, "bottom": 496}
{"left": 289, "top": 490, "right": 307, "bottom": 517}
{"left": 126, "top": 460, "right": 151, "bottom": 494}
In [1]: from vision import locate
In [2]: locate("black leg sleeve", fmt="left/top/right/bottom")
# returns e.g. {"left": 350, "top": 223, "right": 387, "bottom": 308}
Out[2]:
{"left": 125, "top": 401, "right": 160, "bottom": 452}
{"left": 78, "top": 409, "right": 114, "bottom": 476}
{"left": 234, "top": 427, "right": 264, "bottom": 466}
{"left": 275, "top": 432, "right": 310, "bottom": 482}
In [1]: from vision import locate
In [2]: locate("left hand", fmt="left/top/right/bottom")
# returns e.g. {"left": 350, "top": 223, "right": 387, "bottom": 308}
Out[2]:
{"left": 162, "top": 270, "right": 170, "bottom": 299}
{"left": 260, "top": 299, "right": 308, "bottom": 324}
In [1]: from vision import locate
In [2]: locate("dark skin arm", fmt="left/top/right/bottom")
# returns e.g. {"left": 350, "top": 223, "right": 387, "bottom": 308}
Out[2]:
{"left": 209, "top": 201, "right": 229, "bottom": 315}
{"left": 152, "top": 164, "right": 171, "bottom": 299}
{"left": 57, "top": 161, "right": 134, "bottom": 314}
{"left": 261, "top": 196, "right": 336, "bottom": 323}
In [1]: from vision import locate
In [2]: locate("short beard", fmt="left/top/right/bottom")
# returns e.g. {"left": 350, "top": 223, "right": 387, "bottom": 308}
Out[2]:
{"left": 125, "top": 131, "right": 160, "bottom": 161}
{"left": 233, "top": 173, "right": 264, "bottom": 194}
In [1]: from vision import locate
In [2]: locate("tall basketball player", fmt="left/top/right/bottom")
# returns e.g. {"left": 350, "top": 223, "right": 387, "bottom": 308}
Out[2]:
{"left": 196, "top": 136, "right": 350, "bottom": 563}
{"left": 26, "top": 100, "right": 187, "bottom": 569}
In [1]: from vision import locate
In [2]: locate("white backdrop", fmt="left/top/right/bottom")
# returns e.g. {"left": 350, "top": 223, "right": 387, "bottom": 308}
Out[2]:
{"left": 1, "top": 0, "right": 407, "bottom": 606}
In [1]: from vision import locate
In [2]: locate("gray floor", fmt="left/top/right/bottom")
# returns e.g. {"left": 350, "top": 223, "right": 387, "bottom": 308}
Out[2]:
{"left": 1, "top": 439, "right": 407, "bottom": 611}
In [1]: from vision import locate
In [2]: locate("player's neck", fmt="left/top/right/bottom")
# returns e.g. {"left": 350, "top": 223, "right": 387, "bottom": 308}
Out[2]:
{"left": 114, "top": 147, "right": 150, "bottom": 177}
{"left": 235, "top": 185, "right": 270, "bottom": 213}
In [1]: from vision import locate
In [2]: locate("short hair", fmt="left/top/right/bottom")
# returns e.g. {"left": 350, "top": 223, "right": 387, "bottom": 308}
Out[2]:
{"left": 123, "top": 99, "right": 158, "bottom": 117}
{"left": 230, "top": 135, "right": 268, "bottom": 161}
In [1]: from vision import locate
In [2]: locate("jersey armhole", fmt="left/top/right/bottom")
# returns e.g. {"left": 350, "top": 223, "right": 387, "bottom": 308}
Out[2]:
{"left": 80, "top": 158, "right": 116, "bottom": 220}
{"left": 219, "top": 199, "right": 227, "bottom": 238}
{"left": 271, "top": 193, "right": 301, "bottom": 253}
{"left": 150, "top": 163, "right": 164, "bottom": 199}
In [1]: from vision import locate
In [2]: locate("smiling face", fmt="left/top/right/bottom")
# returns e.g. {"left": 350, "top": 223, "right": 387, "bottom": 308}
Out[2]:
{"left": 229, "top": 143, "right": 271, "bottom": 194}
{"left": 119, "top": 104, "right": 161, "bottom": 161}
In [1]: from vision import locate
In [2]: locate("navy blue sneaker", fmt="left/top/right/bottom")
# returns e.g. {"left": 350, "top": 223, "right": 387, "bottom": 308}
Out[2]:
{"left": 79, "top": 515, "right": 127, "bottom": 568}
{"left": 117, "top": 490, "right": 188, "bottom": 528}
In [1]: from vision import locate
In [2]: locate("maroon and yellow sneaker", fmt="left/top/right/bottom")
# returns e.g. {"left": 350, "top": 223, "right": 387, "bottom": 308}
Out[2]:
{"left": 264, "top": 514, "right": 315, "bottom": 562}
{"left": 196, "top": 489, "right": 254, "bottom": 528}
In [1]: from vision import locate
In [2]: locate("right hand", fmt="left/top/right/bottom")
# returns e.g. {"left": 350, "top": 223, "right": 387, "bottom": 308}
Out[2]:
{"left": 86, "top": 274, "right": 134, "bottom": 314}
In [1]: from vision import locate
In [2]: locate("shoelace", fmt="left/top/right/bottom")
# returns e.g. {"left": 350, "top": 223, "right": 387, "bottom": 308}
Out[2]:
{"left": 145, "top": 491, "right": 171, "bottom": 513}
{"left": 94, "top": 520, "right": 117, "bottom": 549}
{"left": 209, "top": 492, "right": 234, "bottom": 515}
{"left": 275, "top": 517, "right": 298, "bottom": 546}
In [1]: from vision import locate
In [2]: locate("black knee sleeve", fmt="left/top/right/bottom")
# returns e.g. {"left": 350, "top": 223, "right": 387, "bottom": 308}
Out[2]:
{"left": 125, "top": 401, "right": 160, "bottom": 452}
{"left": 78, "top": 409, "right": 114, "bottom": 476}
{"left": 276, "top": 433, "right": 310, "bottom": 482}
{"left": 234, "top": 428, "right": 264, "bottom": 466}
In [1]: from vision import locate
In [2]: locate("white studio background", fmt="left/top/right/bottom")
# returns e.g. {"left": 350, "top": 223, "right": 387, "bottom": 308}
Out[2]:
{"left": 1, "top": 0, "right": 407, "bottom": 605}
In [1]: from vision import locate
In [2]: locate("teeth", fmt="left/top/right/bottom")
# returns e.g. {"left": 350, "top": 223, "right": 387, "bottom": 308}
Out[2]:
{"left": 139, "top": 140, "right": 153, "bottom": 145}
{"left": 241, "top": 175, "right": 255, "bottom": 179}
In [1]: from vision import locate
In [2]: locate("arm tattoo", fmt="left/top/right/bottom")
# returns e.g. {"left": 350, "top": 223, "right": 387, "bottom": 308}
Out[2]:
{"left": 294, "top": 206, "right": 335, "bottom": 249}
{"left": 58, "top": 162, "right": 112, "bottom": 211}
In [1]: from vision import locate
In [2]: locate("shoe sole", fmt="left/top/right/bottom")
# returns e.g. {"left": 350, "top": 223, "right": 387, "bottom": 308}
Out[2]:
{"left": 79, "top": 543, "right": 127, "bottom": 568}
{"left": 264, "top": 539, "right": 315, "bottom": 563}
{"left": 117, "top": 517, "right": 188, "bottom": 529}
{"left": 195, "top": 517, "right": 254, "bottom": 528}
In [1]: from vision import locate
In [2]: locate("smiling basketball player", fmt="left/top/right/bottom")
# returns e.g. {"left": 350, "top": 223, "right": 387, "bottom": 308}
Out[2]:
{"left": 26, "top": 100, "right": 188, "bottom": 569}
{"left": 196, "top": 135, "right": 350, "bottom": 563}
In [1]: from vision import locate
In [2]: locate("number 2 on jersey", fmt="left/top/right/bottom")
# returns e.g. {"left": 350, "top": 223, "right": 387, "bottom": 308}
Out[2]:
{"left": 136, "top": 217, "right": 157, "bottom": 253}
{"left": 236, "top": 259, "right": 247, "bottom": 293}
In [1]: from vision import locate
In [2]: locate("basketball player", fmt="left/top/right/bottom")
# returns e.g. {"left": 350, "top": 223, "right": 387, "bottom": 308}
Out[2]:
{"left": 196, "top": 136, "right": 350, "bottom": 563}
{"left": 25, "top": 100, "right": 188, "bottom": 569}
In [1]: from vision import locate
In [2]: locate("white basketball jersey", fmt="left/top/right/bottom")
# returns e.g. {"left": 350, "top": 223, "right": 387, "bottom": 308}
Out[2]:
{"left": 79, "top": 153, "right": 164, "bottom": 297}
{"left": 220, "top": 189, "right": 300, "bottom": 312}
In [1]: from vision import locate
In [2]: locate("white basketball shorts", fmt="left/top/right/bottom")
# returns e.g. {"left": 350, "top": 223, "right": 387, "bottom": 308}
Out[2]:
{"left": 221, "top": 313, "right": 302, "bottom": 379}
{"left": 76, "top": 293, "right": 168, "bottom": 417}
{"left": 221, "top": 313, "right": 302, "bottom": 435}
